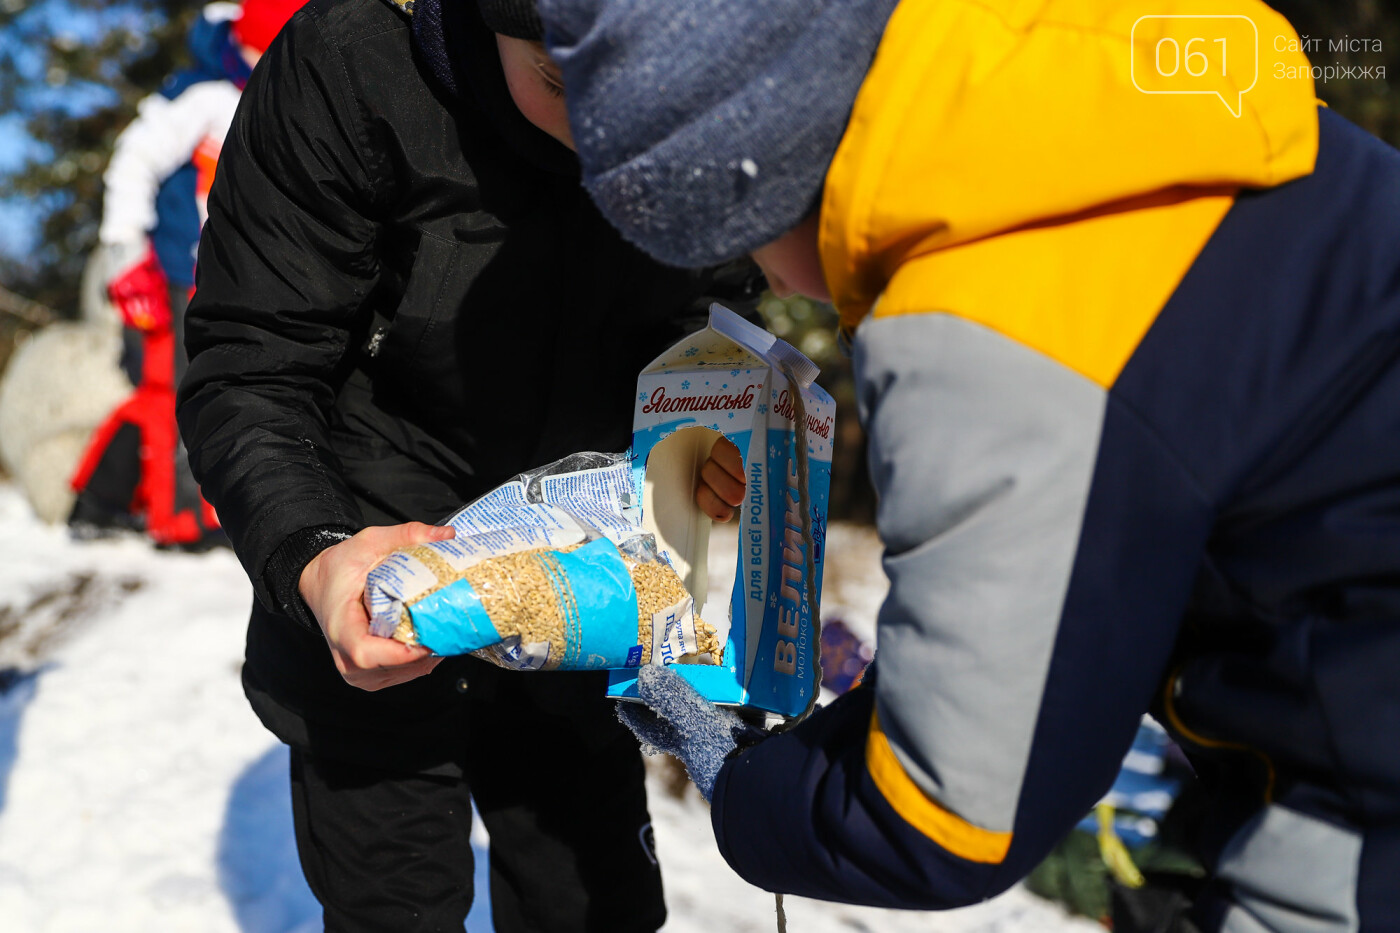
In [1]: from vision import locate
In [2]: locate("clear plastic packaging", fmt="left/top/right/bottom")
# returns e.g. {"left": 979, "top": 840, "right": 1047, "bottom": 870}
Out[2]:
{"left": 366, "top": 455, "right": 721, "bottom": 672}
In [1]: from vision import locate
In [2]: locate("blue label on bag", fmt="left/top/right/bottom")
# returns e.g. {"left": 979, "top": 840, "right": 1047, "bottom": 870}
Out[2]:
{"left": 404, "top": 539, "right": 642, "bottom": 667}
{"left": 412, "top": 578, "right": 501, "bottom": 656}
{"left": 552, "top": 538, "right": 640, "bottom": 669}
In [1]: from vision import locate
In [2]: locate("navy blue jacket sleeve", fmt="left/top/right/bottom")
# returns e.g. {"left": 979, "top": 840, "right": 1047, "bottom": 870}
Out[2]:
{"left": 712, "top": 685, "right": 999, "bottom": 908}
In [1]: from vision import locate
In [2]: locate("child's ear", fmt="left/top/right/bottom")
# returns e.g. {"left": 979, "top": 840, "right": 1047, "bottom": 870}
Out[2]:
{"left": 750, "top": 213, "right": 829, "bottom": 302}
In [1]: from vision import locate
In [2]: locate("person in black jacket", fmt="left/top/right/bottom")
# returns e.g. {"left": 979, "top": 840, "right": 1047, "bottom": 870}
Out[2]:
{"left": 177, "top": 0, "right": 757, "bottom": 929}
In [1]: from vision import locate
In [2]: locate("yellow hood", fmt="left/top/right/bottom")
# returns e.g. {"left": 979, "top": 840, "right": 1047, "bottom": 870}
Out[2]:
{"left": 822, "top": 0, "right": 1320, "bottom": 385}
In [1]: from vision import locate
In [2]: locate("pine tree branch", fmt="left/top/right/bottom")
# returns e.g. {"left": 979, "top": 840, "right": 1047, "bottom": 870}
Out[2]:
{"left": 0, "top": 284, "right": 56, "bottom": 326}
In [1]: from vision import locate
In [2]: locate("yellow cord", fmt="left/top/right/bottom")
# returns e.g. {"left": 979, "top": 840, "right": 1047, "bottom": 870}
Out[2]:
{"left": 1096, "top": 803, "right": 1145, "bottom": 888}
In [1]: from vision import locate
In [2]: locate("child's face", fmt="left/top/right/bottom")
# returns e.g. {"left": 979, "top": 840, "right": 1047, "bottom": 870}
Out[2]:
{"left": 750, "top": 213, "right": 830, "bottom": 301}
{"left": 496, "top": 35, "right": 575, "bottom": 151}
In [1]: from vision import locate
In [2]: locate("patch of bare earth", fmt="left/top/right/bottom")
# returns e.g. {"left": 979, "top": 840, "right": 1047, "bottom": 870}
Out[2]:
{"left": 0, "top": 571, "right": 145, "bottom": 671}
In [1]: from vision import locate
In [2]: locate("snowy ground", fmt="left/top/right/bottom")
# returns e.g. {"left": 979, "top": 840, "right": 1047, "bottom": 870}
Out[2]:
{"left": 0, "top": 484, "right": 1098, "bottom": 933}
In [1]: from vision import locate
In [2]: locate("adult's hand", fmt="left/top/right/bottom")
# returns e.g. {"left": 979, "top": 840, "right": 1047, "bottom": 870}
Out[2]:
{"left": 299, "top": 522, "right": 455, "bottom": 691}
{"left": 696, "top": 437, "right": 746, "bottom": 522}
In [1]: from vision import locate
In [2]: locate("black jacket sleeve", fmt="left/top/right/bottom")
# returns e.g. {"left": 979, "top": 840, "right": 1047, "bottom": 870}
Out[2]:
{"left": 178, "top": 10, "right": 383, "bottom": 621}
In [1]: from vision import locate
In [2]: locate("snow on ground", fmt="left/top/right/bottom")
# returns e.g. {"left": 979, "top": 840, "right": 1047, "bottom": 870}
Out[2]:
{"left": 0, "top": 484, "right": 1097, "bottom": 932}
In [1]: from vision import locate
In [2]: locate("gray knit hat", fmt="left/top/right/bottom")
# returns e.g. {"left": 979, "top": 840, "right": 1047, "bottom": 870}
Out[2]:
{"left": 539, "top": 0, "right": 898, "bottom": 268}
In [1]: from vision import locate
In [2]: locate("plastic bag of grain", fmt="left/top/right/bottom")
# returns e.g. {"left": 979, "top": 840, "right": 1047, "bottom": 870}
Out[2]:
{"left": 365, "top": 453, "right": 722, "bottom": 672}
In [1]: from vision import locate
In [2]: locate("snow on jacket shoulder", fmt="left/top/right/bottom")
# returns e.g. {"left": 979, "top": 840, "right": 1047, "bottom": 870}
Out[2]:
{"left": 99, "top": 4, "right": 248, "bottom": 285}
{"left": 713, "top": 1, "right": 1400, "bottom": 928}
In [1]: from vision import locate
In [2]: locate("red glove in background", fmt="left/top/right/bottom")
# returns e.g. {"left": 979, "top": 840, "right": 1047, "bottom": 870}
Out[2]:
{"left": 107, "top": 247, "right": 172, "bottom": 333}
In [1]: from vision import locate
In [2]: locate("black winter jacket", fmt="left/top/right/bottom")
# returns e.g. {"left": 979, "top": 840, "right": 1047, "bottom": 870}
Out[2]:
{"left": 179, "top": 0, "right": 756, "bottom": 764}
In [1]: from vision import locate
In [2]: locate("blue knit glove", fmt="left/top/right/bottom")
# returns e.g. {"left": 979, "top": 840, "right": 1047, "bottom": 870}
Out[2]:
{"left": 617, "top": 664, "right": 768, "bottom": 801}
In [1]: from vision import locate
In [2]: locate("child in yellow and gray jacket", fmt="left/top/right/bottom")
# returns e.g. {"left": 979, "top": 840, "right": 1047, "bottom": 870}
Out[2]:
{"left": 539, "top": 0, "right": 1400, "bottom": 928}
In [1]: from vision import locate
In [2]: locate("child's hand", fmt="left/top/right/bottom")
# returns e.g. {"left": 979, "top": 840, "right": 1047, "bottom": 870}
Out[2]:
{"left": 299, "top": 522, "right": 455, "bottom": 691}
{"left": 696, "top": 437, "right": 746, "bottom": 522}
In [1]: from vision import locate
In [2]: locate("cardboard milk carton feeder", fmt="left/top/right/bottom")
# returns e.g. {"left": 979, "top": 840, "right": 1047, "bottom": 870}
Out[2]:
{"left": 608, "top": 304, "right": 835, "bottom": 718}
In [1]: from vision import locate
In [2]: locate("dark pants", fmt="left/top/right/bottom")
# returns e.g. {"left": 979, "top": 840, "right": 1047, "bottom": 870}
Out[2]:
{"left": 286, "top": 664, "right": 666, "bottom": 933}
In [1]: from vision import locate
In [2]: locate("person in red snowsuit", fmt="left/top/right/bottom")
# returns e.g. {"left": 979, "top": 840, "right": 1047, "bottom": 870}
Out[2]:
{"left": 70, "top": 0, "right": 303, "bottom": 547}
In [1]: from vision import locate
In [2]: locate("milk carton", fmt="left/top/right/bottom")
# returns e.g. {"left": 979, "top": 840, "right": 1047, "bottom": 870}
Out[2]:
{"left": 608, "top": 305, "right": 835, "bottom": 718}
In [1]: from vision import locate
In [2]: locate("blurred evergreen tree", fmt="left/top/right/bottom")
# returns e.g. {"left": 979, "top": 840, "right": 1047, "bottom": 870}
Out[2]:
{"left": 1273, "top": 0, "right": 1399, "bottom": 147}
{"left": 0, "top": 0, "right": 196, "bottom": 320}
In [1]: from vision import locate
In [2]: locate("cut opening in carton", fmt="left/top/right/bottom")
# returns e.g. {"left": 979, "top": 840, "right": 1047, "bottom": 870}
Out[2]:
{"left": 640, "top": 425, "right": 740, "bottom": 660}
